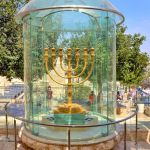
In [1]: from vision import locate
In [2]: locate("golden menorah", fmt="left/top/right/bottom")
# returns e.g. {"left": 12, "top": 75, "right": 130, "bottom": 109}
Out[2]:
{"left": 44, "top": 47, "right": 94, "bottom": 106}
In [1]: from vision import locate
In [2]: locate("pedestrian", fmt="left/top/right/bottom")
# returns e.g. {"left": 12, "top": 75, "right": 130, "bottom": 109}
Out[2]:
{"left": 117, "top": 91, "right": 122, "bottom": 101}
{"left": 89, "top": 91, "right": 95, "bottom": 106}
{"left": 47, "top": 86, "right": 53, "bottom": 100}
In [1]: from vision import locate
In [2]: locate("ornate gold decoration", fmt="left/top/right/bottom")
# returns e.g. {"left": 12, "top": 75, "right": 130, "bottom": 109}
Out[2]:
{"left": 53, "top": 103, "right": 86, "bottom": 114}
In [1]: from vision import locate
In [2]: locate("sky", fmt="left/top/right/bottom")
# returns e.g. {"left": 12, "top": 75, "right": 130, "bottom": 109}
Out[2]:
{"left": 110, "top": 0, "right": 150, "bottom": 55}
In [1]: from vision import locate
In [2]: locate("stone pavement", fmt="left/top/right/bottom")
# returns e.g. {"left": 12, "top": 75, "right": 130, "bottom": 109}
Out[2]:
{"left": 0, "top": 140, "right": 149, "bottom": 150}
{"left": 114, "top": 141, "right": 150, "bottom": 150}
{"left": 0, "top": 107, "right": 149, "bottom": 150}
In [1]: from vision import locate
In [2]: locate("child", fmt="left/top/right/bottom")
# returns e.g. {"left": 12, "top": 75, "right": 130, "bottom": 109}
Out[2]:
{"left": 89, "top": 91, "right": 95, "bottom": 105}
{"left": 47, "top": 86, "right": 53, "bottom": 100}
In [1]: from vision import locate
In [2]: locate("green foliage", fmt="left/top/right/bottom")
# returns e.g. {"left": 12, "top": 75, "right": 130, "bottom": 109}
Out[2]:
{"left": 72, "top": 85, "right": 91, "bottom": 100}
{"left": 0, "top": 0, "right": 25, "bottom": 80}
{"left": 116, "top": 26, "right": 149, "bottom": 85}
{"left": 0, "top": 0, "right": 149, "bottom": 86}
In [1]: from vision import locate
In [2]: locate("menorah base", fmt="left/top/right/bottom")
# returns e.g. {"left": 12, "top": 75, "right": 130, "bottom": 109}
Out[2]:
{"left": 53, "top": 103, "right": 87, "bottom": 125}
{"left": 54, "top": 113, "right": 85, "bottom": 125}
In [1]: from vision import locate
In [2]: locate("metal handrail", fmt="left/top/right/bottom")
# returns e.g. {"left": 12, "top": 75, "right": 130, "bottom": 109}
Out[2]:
{"left": 0, "top": 102, "right": 9, "bottom": 139}
{"left": 8, "top": 106, "right": 138, "bottom": 128}
{"left": 3, "top": 102, "right": 139, "bottom": 150}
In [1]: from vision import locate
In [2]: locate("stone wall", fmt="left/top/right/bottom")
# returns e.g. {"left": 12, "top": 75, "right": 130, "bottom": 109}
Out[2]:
{"left": 19, "top": 127, "right": 120, "bottom": 150}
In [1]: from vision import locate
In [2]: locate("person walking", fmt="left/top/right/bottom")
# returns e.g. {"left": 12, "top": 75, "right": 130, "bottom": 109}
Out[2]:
{"left": 89, "top": 91, "right": 95, "bottom": 105}
{"left": 47, "top": 86, "right": 53, "bottom": 107}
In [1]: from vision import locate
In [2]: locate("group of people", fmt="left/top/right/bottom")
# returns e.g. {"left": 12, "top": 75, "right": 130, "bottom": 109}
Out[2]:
{"left": 48, "top": 86, "right": 138, "bottom": 106}
{"left": 47, "top": 85, "right": 95, "bottom": 106}
{"left": 47, "top": 86, "right": 138, "bottom": 105}
{"left": 117, "top": 89, "right": 137, "bottom": 101}
{"left": 116, "top": 91, "right": 123, "bottom": 101}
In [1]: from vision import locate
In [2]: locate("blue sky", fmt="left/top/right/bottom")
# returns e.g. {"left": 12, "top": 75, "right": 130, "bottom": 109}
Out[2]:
{"left": 110, "top": 0, "right": 150, "bottom": 55}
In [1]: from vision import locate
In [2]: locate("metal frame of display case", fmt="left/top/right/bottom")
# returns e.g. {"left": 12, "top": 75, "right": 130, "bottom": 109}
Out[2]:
{"left": 17, "top": 6, "right": 125, "bottom": 25}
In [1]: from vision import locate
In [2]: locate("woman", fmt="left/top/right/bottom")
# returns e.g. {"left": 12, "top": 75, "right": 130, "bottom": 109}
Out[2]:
{"left": 89, "top": 91, "right": 95, "bottom": 105}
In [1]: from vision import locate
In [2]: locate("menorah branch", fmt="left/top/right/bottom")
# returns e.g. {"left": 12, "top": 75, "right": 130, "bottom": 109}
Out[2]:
{"left": 44, "top": 48, "right": 67, "bottom": 86}
{"left": 72, "top": 48, "right": 94, "bottom": 86}
{"left": 72, "top": 59, "right": 79, "bottom": 71}
{"left": 72, "top": 60, "right": 94, "bottom": 86}
{"left": 71, "top": 48, "right": 88, "bottom": 78}
{"left": 45, "top": 61, "right": 67, "bottom": 86}
{"left": 60, "top": 48, "right": 68, "bottom": 72}
{"left": 52, "top": 58, "right": 68, "bottom": 79}
{"left": 60, "top": 61, "right": 68, "bottom": 72}
{"left": 72, "top": 48, "right": 80, "bottom": 72}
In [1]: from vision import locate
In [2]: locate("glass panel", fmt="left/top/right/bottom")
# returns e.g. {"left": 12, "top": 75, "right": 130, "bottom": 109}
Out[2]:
{"left": 23, "top": 8, "right": 117, "bottom": 141}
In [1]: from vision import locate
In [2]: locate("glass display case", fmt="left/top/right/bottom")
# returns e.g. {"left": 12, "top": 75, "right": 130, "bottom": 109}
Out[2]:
{"left": 16, "top": 0, "right": 124, "bottom": 141}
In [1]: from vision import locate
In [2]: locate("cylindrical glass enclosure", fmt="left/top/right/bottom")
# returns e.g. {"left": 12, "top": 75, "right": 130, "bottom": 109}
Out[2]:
{"left": 17, "top": 0, "right": 124, "bottom": 141}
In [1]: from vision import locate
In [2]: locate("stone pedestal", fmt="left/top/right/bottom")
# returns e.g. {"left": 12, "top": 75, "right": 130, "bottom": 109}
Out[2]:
{"left": 19, "top": 127, "right": 120, "bottom": 150}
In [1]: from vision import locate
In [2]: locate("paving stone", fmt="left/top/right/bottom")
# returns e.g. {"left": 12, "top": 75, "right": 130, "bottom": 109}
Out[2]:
{"left": 104, "top": 140, "right": 114, "bottom": 150}
{"left": 63, "top": 146, "right": 78, "bottom": 150}
{"left": 48, "top": 145, "right": 62, "bottom": 150}
{"left": 80, "top": 146, "right": 94, "bottom": 150}
{"left": 36, "top": 142, "right": 49, "bottom": 150}
{"left": 95, "top": 143, "right": 105, "bottom": 150}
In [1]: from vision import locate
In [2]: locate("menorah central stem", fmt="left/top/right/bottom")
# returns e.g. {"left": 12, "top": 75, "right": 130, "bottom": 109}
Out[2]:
{"left": 67, "top": 48, "right": 72, "bottom": 105}
{"left": 67, "top": 69, "right": 72, "bottom": 105}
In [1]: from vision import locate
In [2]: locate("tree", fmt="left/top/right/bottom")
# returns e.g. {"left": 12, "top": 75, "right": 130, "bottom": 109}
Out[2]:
{"left": 0, "top": 0, "right": 26, "bottom": 80}
{"left": 0, "top": 0, "right": 149, "bottom": 85}
{"left": 116, "top": 26, "right": 149, "bottom": 85}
